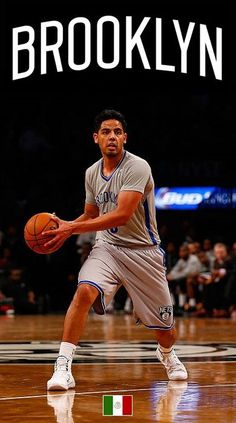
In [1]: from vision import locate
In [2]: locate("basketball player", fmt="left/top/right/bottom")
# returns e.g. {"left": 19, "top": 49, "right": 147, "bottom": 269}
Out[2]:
{"left": 44, "top": 109, "right": 188, "bottom": 390}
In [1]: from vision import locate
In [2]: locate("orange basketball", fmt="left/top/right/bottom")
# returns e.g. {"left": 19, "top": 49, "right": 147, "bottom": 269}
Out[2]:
{"left": 24, "top": 212, "right": 61, "bottom": 254}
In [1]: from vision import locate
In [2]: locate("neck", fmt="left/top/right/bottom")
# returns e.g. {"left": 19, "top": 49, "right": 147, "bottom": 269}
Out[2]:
{"left": 102, "top": 150, "right": 124, "bottom": 176}
{"left": 103, "top": 150, "right": 124, "bottom": 176}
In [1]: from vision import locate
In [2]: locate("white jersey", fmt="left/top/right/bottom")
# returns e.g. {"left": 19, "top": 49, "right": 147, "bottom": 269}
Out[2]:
{"left": 85, "top": 150, "right": 160, "bottom": 247}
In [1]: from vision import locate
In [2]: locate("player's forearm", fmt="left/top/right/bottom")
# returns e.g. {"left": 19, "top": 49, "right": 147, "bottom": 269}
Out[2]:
{"left": 73, "top": 212, "right": 94, "bottom": 223}
{"left": 70, "top": 209, "right": 128, "bottom": 234}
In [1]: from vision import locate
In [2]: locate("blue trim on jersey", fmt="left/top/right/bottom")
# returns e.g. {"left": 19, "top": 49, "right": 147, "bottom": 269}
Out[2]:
{"left": 78, "top": 280, "right": 106, "bottom": 314}
{"left": 142, "top": 320, "right": 175, "bottom": 330}
{"left": 143, "top": 200, "right": 158, "bottom": 245}
{"left": 100, "top": 150, "right": 126, "bottom": 181}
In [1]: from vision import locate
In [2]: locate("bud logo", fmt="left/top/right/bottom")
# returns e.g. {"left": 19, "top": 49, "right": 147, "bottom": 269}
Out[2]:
{"left": 155, "top": 187, "right": 214, "bottom": 210}
{"left": 163, "top": 192, "right": 202, "bottom": 205}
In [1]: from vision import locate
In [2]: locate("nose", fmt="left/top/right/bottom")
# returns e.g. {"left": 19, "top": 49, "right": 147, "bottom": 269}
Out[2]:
{"left": 109, "top": 131, "right": 116, "bottom": 139}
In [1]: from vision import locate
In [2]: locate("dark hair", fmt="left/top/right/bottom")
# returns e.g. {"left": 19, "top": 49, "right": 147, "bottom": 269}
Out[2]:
{"left": 93, "top": 109, "right": 127, "bottom": 133}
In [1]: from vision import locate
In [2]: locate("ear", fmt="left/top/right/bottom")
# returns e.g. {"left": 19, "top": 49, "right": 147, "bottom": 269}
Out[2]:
{"left": 123, "top": 133, "right": 127, "bottom": 144}
{"left": 93, "top": 133, "right": 99, "bottom": 144}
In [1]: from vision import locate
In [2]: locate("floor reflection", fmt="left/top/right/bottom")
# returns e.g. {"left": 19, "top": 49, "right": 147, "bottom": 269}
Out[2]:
{"left": 47, "top": 390, "right": 75, "bottom": 423}
{"left": 153, "top": 381, "right": 188, "bottom": 422}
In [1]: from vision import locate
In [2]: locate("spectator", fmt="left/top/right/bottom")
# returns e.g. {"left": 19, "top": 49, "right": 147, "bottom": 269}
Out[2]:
{"left": 165, "top": 241, "right": 178, "bottom": 273}
{"left": 167, "top": 244, "right": 201, "bottom": 314}
{"left": 1, "top": 266, "right": 39, "bottom": 314}
{"left": 184, "top": 250, "right": 212, "bottom": 313}
{"left": 0, "top": 272, "right": 14, "bottom": 314}
{"left": 194, "top": 243, "right": 233, "bottom": 317}
{"left": 230, "top": 242, "right": 236, "bottom": 259}
{"left": 202, "top": 238, "right": 215, "bottom": 268}
{"left": 224, "top": 245, "right": 236, "bottom": 318}
{"left": 3, "top": 224, "right": 25, "bottom": 264}
{"left": 76, "top": 232, "right": 96, "bottom": 255}
{"left": 188, "top": 242, "right": 201, "bottom": 256}
{"left": 0, "top": 247, "right": 13, "bottom": 273}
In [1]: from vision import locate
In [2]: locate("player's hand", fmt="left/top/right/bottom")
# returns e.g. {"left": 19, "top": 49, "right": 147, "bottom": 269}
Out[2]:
{"left": 42, "top": 216, "right": 74, "bottom": 249}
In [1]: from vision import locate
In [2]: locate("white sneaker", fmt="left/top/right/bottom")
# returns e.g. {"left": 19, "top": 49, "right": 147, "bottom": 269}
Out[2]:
{"left": 47, "top": 356, "right": 75, "bottom": 391}
{"left": 47, "top": 390, "right": 75, "bottom": 423}
{"left": 156, "top": 347, "right": 188, "bottom": 381}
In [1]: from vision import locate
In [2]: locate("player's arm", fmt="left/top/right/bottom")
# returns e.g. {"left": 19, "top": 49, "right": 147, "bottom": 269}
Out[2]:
{"left": 74, "top": 203, "right": 99, "bottom": 222}
{"left": 43, "top": 191, "right": 142, "bottom": 248}
{"left": 73, "top": 190, "right": 142, "bottom": 233}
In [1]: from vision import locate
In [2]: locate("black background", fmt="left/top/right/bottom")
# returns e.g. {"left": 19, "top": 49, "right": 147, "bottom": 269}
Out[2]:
{"left": 0, "top": 0, "right": 234, "bottom": 241}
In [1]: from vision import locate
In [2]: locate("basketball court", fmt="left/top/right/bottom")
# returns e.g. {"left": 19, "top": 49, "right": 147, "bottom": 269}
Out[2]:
{"left": 0, "top": 313, "right": 235, "bottom": 422}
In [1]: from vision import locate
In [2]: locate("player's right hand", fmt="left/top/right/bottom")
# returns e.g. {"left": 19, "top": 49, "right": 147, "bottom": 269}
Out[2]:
{"left": 42, "top": 217, "right": 74, "bottom": 249}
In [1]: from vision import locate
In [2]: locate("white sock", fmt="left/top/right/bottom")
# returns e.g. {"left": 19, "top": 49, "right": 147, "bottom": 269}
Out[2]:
{"left": 179, "top": 294, "right": 186, "bottom": 307}
{"left": 189, "top": 298, "right": 196, "bottom": 307}
{"left": 170, "top": 293, "right": 175, "bottom": 306}
{"left": 59, "top": 341, "right": 76, "bottom": 361}
{"left": 158, "top": 344, "right": 172, "bottom": 354}
{"left": 124, "top": 297, "right": 132, "bottom": 312}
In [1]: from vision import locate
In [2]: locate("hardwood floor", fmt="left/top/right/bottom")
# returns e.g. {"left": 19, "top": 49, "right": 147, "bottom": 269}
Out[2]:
{"left": 0, "top": 313, "right": 235, "bottom": 422}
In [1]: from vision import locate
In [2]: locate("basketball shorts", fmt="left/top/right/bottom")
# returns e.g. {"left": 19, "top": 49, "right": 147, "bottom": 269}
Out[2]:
{"left": 78, "top": 240, "right": 174, "bottom": 330}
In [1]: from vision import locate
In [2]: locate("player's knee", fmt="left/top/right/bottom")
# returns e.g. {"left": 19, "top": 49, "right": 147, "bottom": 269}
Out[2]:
{"left": 73, "top": 284, "right": 99, "bottom": 307}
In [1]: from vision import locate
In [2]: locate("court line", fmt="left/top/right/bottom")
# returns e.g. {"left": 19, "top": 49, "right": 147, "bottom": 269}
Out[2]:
{"left": 1, "top": 383, "right": 236, "bottom": 401}
{"left": 0, "top": 388, "right": 153, "bottom": 401}
{"left": 0, "top": 360, "right": 235, "bottom": 365}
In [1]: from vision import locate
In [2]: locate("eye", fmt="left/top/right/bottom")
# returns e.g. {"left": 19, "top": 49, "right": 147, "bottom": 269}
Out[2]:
{"left": 114, "top": 129, "right": 122, "bottom": 135}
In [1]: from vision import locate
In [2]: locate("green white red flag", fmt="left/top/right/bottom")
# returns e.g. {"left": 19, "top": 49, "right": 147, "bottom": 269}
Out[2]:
{"left": 103, "top": 395, "right": 133, "bottom": 416}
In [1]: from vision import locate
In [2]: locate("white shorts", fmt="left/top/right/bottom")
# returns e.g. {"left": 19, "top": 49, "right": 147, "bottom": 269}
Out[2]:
{"left": 78, "top": 240, "right": 174, "bottom": 329}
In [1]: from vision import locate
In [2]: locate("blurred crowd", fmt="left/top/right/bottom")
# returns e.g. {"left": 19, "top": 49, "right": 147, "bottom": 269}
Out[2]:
{"left": 166, "top": 239, "right": 236, "bottom": 318}
{"left": 0, "top": 222, "right": 236, "bottom": 319}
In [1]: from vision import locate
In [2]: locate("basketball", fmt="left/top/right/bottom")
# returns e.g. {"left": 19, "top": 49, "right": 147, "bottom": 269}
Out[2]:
{"left": 24, "top": 212, "right": 61, "bottom": 254}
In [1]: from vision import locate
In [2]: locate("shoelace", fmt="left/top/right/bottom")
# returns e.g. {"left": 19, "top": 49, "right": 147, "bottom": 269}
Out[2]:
{"left": 161, "top": 351, "right": 182, "bottom": 370}
{"left": 55, "top": 356, "right": 69, "bottom": 372}
{"left": 167, "top": 355, "right": 184, "bottom": 372}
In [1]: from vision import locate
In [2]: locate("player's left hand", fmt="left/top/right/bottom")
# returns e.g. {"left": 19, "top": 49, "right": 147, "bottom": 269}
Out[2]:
{"left": 42, "top": 216, "right": 74, "bottom": 249}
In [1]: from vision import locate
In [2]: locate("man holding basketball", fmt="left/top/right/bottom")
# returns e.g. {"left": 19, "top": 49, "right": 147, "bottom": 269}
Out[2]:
{"left": 44, "top": 109, "right": 188, "bottom": 390}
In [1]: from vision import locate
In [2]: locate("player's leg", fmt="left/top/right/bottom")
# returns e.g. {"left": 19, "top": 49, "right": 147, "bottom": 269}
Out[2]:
{"left": 155, "top": 327, "right": 188, "bottom": 381}
{"left": 111, "top": 245, "right": 188, "bottom": 381}
{"left": 155, "top": 326, "right": 177, "bottom": 348}
{"left": 47, "top": 283, "right": 99, "bottom": 391}
{"left": 62, "top": 283, "right": 99, "bottom": 345}
{"left": 47, "top": 241, "right": 120, "bottom": 391}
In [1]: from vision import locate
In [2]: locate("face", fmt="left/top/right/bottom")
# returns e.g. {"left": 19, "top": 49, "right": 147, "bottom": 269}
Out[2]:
{"left": 198, "top": 251, "right": 209, "bottom": 263}
{"left": 93, "top": 119, "right": 127, "bottom": 158}
{"left": 9, "top": 269, "right": 22, "bottom": 281}
{"left": 179, "top": 245, "right": 189, "bottom": 259}
{"left": 214, "top": 245, "right": 227, "bottom": 261}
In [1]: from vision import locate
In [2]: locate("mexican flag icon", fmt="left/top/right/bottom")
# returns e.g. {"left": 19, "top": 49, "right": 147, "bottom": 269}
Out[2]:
{"left": 103, "top": 395, "right": 133, "bottom": 416}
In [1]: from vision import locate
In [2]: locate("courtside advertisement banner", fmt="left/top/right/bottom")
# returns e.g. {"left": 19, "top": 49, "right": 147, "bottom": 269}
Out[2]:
{"left": 155, "top": 187, "right": 236, "bottom": 210}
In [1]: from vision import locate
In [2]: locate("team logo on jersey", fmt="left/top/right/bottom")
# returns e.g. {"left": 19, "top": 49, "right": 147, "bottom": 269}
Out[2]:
{"left": 159, "top": 306, "right": 173, "bottom": 321}
{"left": 96, "top": 191, "right": 118, "bottom": 205}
